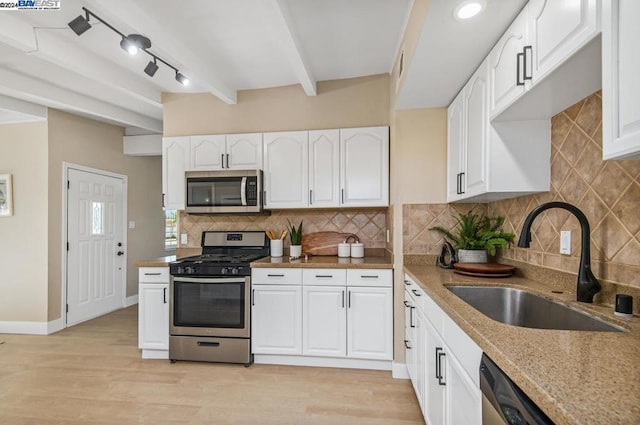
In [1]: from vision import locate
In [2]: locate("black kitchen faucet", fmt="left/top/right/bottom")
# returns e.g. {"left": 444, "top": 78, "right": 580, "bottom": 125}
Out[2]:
{"left": 518, "top": 201, "right": 601, "bottom": 303}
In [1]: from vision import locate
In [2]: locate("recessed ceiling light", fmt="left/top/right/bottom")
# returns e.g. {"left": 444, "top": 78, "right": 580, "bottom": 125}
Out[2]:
{"left": 454, "top": 0, "right": 486, "bottom": 20}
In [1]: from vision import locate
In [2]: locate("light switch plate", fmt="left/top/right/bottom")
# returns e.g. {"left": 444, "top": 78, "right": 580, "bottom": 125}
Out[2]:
{"left": 180, "top": 233, "right": 188, "bottom": 244}
{"left": 560, "top": 231, "right": 571, "bottom": 255}
{"left": 128, "top": 221, "right": 135, "bottom": 229}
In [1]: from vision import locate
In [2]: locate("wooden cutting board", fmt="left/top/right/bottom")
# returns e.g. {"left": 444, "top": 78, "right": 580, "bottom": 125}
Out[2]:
{"left": 453, "top": 262, "right": 515, "bottom": 277}
{"left": 301, "top": 231, "right": 358, "bottom": 256}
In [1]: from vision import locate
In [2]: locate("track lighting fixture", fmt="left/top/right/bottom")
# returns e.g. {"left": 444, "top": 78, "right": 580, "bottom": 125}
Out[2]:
{"left": 120, "top": 34, "right": 151, "bottom": 55}
{"left": 175, "top": 72, "right": 189, "bottom": 86}
{"left": 67, "top": 7, "right": 189, "bottom": 86}
{"left": 68, "top": 11, "right": 91, "bottom": 36}
{"left": 144, "top": 58, "right": 159, "bottom": 77}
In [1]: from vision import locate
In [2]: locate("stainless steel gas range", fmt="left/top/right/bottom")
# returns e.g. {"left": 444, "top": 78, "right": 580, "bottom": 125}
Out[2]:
{"left": 168, "top": 231, "right": 268, "bottom": 366}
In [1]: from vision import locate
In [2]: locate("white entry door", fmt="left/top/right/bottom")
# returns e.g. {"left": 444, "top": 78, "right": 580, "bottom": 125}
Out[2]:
{"left": 66, "top": 168, "right": 125, "bottom": 326}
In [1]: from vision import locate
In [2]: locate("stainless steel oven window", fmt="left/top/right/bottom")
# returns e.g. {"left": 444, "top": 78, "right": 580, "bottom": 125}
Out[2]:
{"left": 172, "top": 277, "right": 247, "bottom": 329}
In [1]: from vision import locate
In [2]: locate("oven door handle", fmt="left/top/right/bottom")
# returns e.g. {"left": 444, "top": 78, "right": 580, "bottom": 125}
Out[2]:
{"left": 172, "top": 277, "right": 247, "bottom": 284}
{"left": 241, "top": 177, "right": 247, "bottom": 206}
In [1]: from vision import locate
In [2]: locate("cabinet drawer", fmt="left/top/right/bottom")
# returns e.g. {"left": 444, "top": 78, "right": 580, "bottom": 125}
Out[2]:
{"left": 251, "top": 268, "right": 302, "bottom": 285}
{"left": 138, "top": 267, "right": 169, "bottom": 283}
{"left": 302, "top": 269, "right": 346, "bottom": 286}
{"left": 346, "top": 269, "right": 392, "bottom": 287}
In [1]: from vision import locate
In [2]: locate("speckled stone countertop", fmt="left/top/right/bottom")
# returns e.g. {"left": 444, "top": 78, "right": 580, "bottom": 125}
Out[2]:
{"left": 134, "top": 248, "right": 202, "bottom": 267}
{"left": 405, "top": 264, "right": 640, "bottom": 425}
{"left": 251, "top": 254, "right": 393, "bottom": 269}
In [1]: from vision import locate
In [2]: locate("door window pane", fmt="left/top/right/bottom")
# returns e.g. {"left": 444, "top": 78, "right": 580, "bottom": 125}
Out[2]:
{"left": 92, "top": 201, "right": 104, "bottom": 235}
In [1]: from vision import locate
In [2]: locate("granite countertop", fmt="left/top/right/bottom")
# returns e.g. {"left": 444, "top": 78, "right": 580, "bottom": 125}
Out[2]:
{"left": 404, "top": 264, "right": 640, "bottom": 425}
{"left": 134, "top": 248, "right": 203, "bottom": 267}
{"left": 251, "top": 254, "right": 393, "bottom": 269}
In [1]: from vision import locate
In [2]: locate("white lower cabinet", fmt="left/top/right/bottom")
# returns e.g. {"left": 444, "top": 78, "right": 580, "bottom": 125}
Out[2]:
{"left": 251, "top": 285, "right": 303, "bottom": 355}
{"left": 252, "top": 267, "right": 393, "bottom": 368}
{"left": 404, "top": 274, "right": 482, "bottom": 425}
{"left": 138, "top": 267, "right": 170, "bottom": 359}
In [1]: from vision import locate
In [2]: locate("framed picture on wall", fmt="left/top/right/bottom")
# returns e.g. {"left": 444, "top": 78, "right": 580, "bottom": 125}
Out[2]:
{"left": 0, "top": 174, "right": 13, "bottom": 217}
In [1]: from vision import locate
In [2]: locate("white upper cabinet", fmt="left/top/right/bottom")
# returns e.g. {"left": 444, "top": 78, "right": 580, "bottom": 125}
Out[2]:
{"left": 190, "top": 133, "right": 263, "bottom": 170}
{"left": 162, "top": 136, "right": 189, "bottom": 210}
{"left": 528, "top": 0, "right": 599, "bottom": 85}
{"left": 463, "top": 63, "right": 489, "bottom": 199}
{"left": 489, "top": 11, "right": 529, "bottom": 117}
{"left": 226, "top": 133, "right": 264, "bottom": 169}
{"left": 447, "top": 91, "right": 465, "bottom": 202}
{"left": 602, "top": 0, "right": 640, "bottom": 160}
{"left": 263, "top": 131, "right": 309, "bottom": 209}
{"left": 309, "top": 129, "right": 340, "bottom": 207}
{"left": 340, "top": 126, "right": 390, "bottom": 207}
{"left": 489, "top": 0, "right": 601, "bottom": 121}
{"left": 190, "top": 135, "right": 226, "bottom": 170}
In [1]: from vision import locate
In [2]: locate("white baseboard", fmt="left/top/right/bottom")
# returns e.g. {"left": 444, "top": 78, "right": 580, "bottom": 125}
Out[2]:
{"left": 392, "top": 362, "right": 410, "bottom": 379}
{"left": 254, "top": 354, "right": 392, "bottom": 371}
{"left": 47, "top": 317, "right": 64, "bottom": 334}
{"left": 142, "top": 349, "right": 169, "bottom": 359}
{"left": 0, "top": 320, "right": 48, "bottom": 335}
{"left": 125, "top": 295, "right": 139, "bottom": 307}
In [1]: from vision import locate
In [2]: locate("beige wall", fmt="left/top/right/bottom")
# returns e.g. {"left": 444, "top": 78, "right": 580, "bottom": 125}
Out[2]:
{"left": 0, "top": 121, "right": 49, "bottom": 322}
{"left": 47, "top": 110, "right": 165, "bottom": 321}
{"left": 163, "top": 74, "right": 390, "bottom": 136}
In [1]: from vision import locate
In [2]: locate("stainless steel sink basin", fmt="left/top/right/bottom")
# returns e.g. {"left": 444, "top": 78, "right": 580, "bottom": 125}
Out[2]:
{"left": 446, "top": 286, "right": 625, "bottom": 332}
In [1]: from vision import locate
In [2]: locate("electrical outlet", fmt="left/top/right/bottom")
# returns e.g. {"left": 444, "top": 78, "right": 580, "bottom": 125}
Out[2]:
{"left": 180, "top": 233, "right": 188, "bottom": 245}
{"left": 128, "top": 221, "right": 135, "bottom": 229}
{"left": 386, "top": 229, "right": 390, "bottom": 243}
{"left": 560, "top": 231, "right": 571, "bottom": 255}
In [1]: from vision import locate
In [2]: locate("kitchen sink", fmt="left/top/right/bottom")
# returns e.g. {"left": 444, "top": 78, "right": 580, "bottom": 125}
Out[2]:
{"left": 446, "top": 285, "right": 625, "bottom": 332}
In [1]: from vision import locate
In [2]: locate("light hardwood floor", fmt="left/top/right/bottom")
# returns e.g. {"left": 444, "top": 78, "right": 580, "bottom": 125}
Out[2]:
{"left": 0, "top": 306, "right": 424, "bottom": 425}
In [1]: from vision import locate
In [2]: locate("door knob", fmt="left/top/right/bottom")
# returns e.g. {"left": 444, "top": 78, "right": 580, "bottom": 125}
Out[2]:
{"left": 117, "top": 251, "right": 125, "bottom": 256}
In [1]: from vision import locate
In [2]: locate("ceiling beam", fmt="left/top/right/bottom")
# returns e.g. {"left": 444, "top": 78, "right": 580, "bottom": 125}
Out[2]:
{"left": 0, "top": 94, "right": 47, "bottom": 120}
{"left": 263, "top": 0, "right": 317, "bottom": 96}
{"left": 0, "top": 14, "right": 163, "bottom": 111}
{"left": 85, "top": 0, "right": 237, "bottom": 104}
{"left": 0, "top": 68, "right": 162, "bottom": 132}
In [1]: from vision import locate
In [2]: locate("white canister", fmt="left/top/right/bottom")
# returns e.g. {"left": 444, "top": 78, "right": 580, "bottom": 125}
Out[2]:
{"left": 289, "top": 244, "right": 302, "bottom": 259}
{"left": 350, "top": 242, "right": 364, "bottom": 258}
{"left": 270, "top": 239, "right": 283, "bottom": 257}
{"left": 338, "top": 243, "right": 351, "bottom": 258}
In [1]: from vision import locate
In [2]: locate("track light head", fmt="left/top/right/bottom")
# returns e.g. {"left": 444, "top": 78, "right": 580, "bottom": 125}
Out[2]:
{"left": 175, "top": 72, "right": 189, "bottom": 86}
{"left": 68, "top": 14, "right": 91, "bottom": 36}
{"left": 120, "top": 34, "right": 151, "bottom": 55}
{"left": 144, "top": 59, "right": 159, "bottom": 77}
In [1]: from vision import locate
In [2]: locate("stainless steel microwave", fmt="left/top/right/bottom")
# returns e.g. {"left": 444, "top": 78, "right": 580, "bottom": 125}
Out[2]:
{"left": 185, "top": 170, "right": 263, "bottom": 214}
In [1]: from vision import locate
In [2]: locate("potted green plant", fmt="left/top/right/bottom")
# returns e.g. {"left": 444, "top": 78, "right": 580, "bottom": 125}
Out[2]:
{"left": 287, "top": 219, "right": 303, "bottom": 259}
{"left": 430, "top": 211, "right": 515, "bottom": 263}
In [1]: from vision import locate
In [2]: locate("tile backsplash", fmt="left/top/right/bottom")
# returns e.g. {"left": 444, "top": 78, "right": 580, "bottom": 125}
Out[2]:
{"left": 403, "top": 91, "right": 640, "bottom": 290}
{"left": 179, "top": 208, "right": 387, "bottom": 249}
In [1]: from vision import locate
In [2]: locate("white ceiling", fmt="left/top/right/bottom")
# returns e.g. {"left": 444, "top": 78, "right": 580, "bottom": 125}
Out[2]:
{"left": 0, "top": 0, "right": 526, "bottom": 132}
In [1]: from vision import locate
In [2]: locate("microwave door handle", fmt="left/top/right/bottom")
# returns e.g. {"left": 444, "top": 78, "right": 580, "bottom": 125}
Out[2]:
{"left": 241, "top": 177, "right": 247, "bottom": 206}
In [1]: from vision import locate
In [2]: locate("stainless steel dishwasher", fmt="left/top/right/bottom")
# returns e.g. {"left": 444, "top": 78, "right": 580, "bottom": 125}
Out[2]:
{"left": 480, "top": 354, "right": 554, "bottom": 425}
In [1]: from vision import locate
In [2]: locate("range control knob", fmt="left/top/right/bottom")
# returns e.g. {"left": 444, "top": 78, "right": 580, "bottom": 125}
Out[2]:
{"left": 221, "top": 267, "right": 229, "bottom": 275}
{"left": 231, "top": 267, "right": 239, "bottom": 275}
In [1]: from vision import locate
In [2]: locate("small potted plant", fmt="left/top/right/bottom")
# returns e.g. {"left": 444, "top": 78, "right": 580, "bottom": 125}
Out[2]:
{"left": 287, "top": 219, "right": 303, "bottom": 259}
{"left": 430, "top": 210, "right": 515, "bottom": 263}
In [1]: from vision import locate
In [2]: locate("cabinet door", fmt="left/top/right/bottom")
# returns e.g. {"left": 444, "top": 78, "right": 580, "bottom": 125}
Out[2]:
{"left": 489, "top": 11, "right": 529, "bottom": 117}
{"left": 603, "top": 0, "right": 640, "bottom": 160}
{"left": 447, "top": 91, "right": 465, "bottom": 202}
{"left": 445, "top": 351, "right": 482, "bottom": 425}
{"left": 346, "top": 287, "right": 392, "bottom": 360}
{"left": 263, "top": 131, "right": 309, "bottom": 209}
{"left": 162, "top": 136, "right": 190, "bottom": 210}
{"left": 138, "top": 283, "right": 169, "bottom": 350}
{"left": 528, "top": 0, "right": 599, "bottom": 84}
{"left": 340, "top": 127, "right": 389, "bottom": 207}
{"left": 190, "top": 135, "right": 226, "bottom": 170}
{"left": 309, "top": 129, "right": 340, "bottom": 207}
{"left": 463, "top": 60, "right": 489, "bottom": 198}
{"left": 302, "top": 286, "right": 346, "bottom": 357}
{"left": 226, "top": 133, "right": 263, "bottom": 169}
{"left": 424, "top": 317, "right": 446, "bottom": 425}
{"left": 251, "top": 285, "right": 302, "bottom": 355}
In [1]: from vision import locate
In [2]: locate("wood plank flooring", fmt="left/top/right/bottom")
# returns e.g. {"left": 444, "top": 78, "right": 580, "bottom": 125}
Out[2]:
{"left": 0, "top": 306, "right": 424, "bottom": 424}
